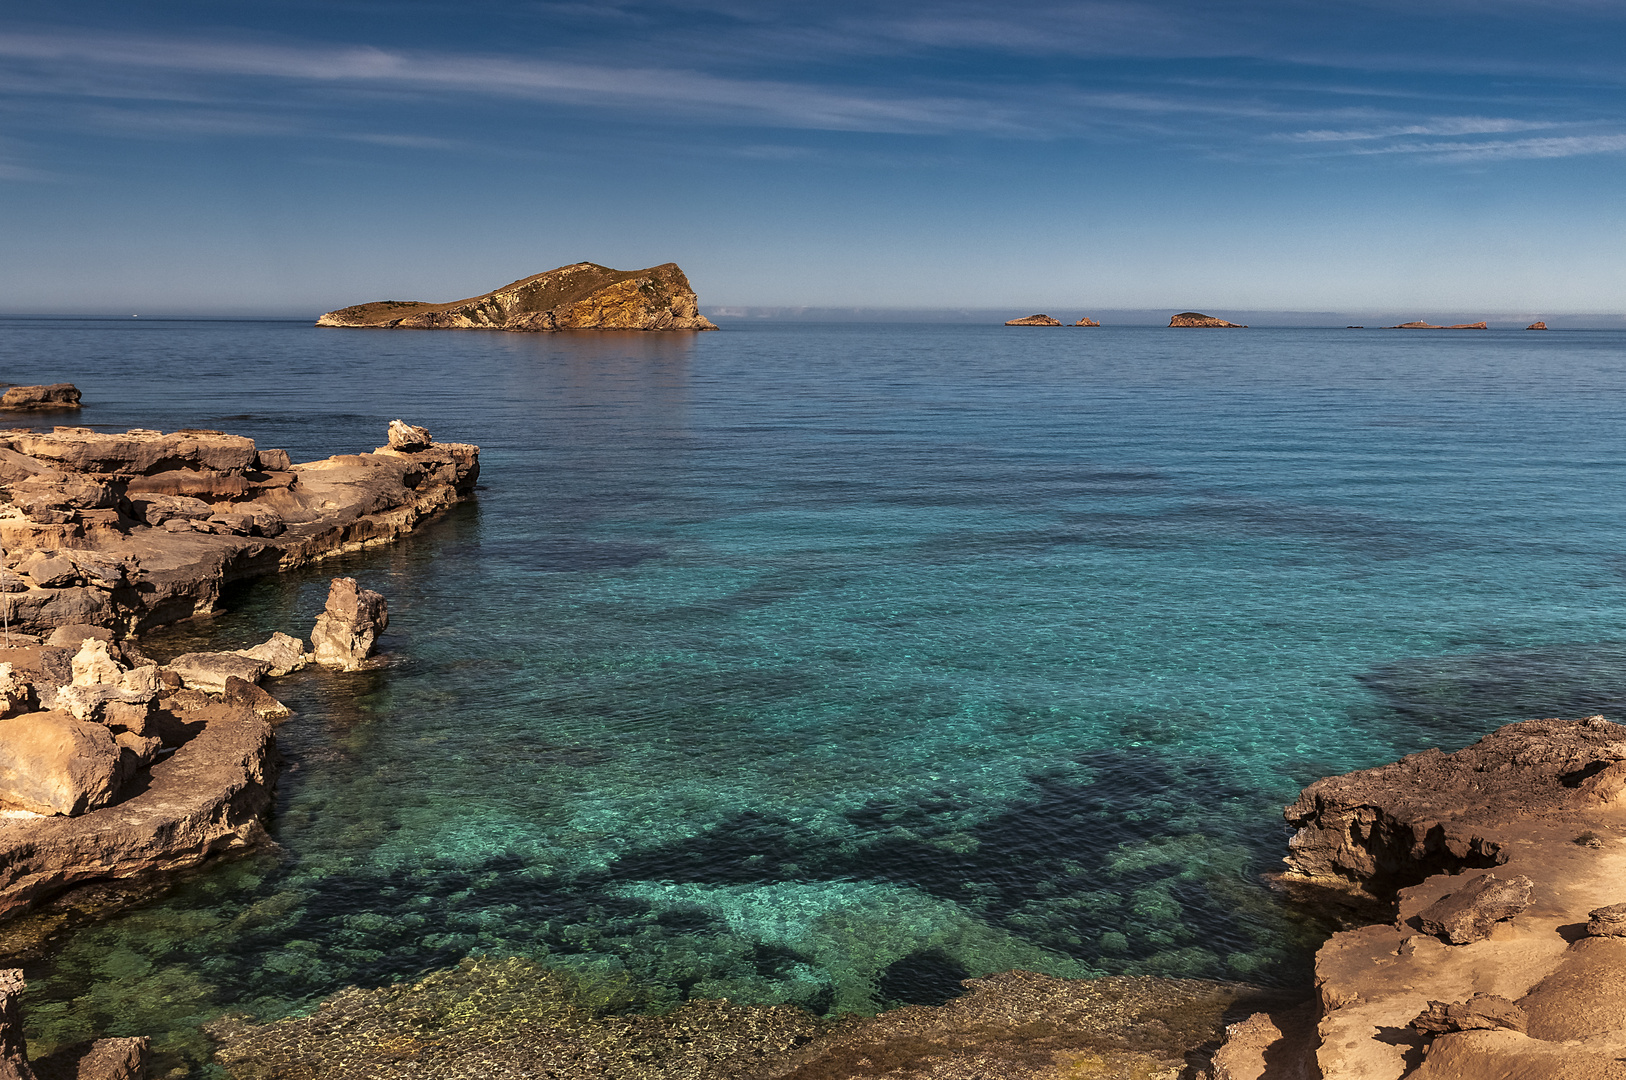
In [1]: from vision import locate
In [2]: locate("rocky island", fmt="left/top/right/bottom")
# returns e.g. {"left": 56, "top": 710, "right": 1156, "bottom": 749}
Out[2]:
{"left": 1169, "top": 312, "right": 1247, "bottom": 328}
{"left": 316, "top": 261, "right": 718, "bottom": 332}
{"left": 1384, "top": 321, "right": 1488, "bottom": 330}
{"left": 1004, "top": 314, "right": 1063, "bottom": 326}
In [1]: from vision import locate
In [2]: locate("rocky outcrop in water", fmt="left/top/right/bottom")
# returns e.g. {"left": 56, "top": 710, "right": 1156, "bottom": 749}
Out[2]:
{"left": 1223, "top": 716, "right": 1626, "bottom": 1080}
{"left": 0, "top": 968, "right": 149, "bottom": 1079}
{"left": 1383, "top": 320, "right": 1488, "bottom": 329}
{"left": 0, "top": 385, "right": 80, "bottom": 411}
{"left": 1004, "top": 314, "right": 1062, "bottom": 326}
{"left": 316, "top": 262, "right": 718, "bottom": 332}
{"left": 1073, "top": 317, "right": 1101, "bottom": 326}
{"left": 1168, "top": 312, "right": 1247, "bottom": 328}
{"left": 1527, "top": 321, "right": 1549, "bottom": 330}
{"left": 310, "top": 577, "right": 388, "bottom": 671}
{"left": 0, "top": 421, "right": 476, "bottom": 637}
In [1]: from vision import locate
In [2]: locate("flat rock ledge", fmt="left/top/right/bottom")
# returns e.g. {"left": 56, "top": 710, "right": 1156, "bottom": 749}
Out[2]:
{"left": 0, "top": 422, "right": 478, "bottom": 636}
{"left": 0, "top": 700, "right": 273, "bottom": 922}
{"left": 1221, "top": 716, "right": 1626, "bottom": 1079}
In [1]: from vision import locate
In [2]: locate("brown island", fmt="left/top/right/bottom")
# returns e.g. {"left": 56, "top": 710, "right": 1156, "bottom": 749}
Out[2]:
{"left": 316, "top": 261, "right": 717, "bottom": 332}
{"left": 1169, "top": 312, "right": 1247, "bottom": 328}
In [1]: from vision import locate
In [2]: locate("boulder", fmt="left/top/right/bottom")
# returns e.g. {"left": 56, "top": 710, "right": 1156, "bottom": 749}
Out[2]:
{"left": 0, "top": 384, "right": 80, "bottom": 410}
{"left": 1526, "top": 321, "right": 1549, "bottom": 330}
{"left": 235, "top": 632, "right": 309, "bottom": 677}
{"left": 1416, "top": 873, "right": 1533, "bottom": 944}
{"left": 386, "top": 420, "right": 433, "bottom": 451}
{"left": 310, "top": 578, "right": 388, "bottom": 671}
{"left": 255, "top": 448, "right": 291, "bottom": 472}
{"left": 127, "top": 494, "right": 212, "bottom": 527}
{"left": 45, "top": 625, "right": 115, "bottom": 651}
{"left": 70, "top": 640, "right": 123, "bottom": 688}
{"left": 164, "top": 653, "right": 271, "bottom": 694}
{"left": 54, "top": 685, "right": 154, "bottom": 725}
{"left": 1004, "top": 314, "right": 1062, "bottom": 326}
{"left": 19, "top": 556, "right": 78, "bottom": 589}
{"left": 1587, "top": 903, "right": 1626, "bottom": 937}
{"left": 1073, "top": 317, "right": 1101, "bottom": 326}
{"left": 1411, "top": 994, "right": 1528, "bottom": 1034}
{"left": 0, "top": 711, "right": 122, "bottom": 816}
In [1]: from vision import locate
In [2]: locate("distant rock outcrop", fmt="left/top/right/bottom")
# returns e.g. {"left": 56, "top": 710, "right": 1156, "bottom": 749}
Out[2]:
{"left": 1385, "top": 321, "right": 1488, "bottom": 329}
{"left": 1169, "top": 312, "right": 1247, "bottom": 328}
{"left": 1073, "top": 317, "right": 1101, "bottom": 327}
{"left": 1, "top": 384, "right": 80, "bottom": 411}
{"left": 1527, "top": 321, "right": 1549, "bottom": 330}
{"left": 317, "top": 262, "right": 717, "bottom": 332}
{"left": 1005, "top": 314, "right": 1062, "bottom": 326}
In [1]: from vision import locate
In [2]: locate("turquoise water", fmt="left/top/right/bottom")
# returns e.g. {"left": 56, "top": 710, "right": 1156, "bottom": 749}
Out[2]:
{"left": 5, "top": 320, "right": 1626, "bottom": 1068}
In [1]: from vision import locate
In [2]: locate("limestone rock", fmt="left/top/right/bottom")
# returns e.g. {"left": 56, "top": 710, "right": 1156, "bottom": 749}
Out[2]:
{"left": 0, "top": 968, "right": 33, "bottom": 1080}
{"left": 255, "top": 448, "right": 291, "bottom": 471}
{"left": 0, "top": 667, "right": 32, "bottom": 720}
{"left": 222, "top": 676, "right": 291, "bottom": 721}
{"left": 53, "top": 684, "right": 154, "bottom": 725}
{"left": 310, "top": 578, "right": 388, "bottom": 670}
{"left": 1004, "top": 314, "right": 1062, "bottom": 326}
{"left": 386, "top": 420, "right": 433, "bottom": 452}
{"left": 164, "top": 653, "right": 271, "bottom": 694}
{"left": 1416, "top": 872, "right": 1533, "bottom": 944}
{"left": 45, "top": 626, "right": 114, "bottom": 651}
{"left": 317, "top": 262, "right": 719, "bottom": 332}
{"left": 70, "top": 640, "right": 122, "bottom": 688}
{"left": 1587, "top": 902, "right": 1626, "bottom": 936}
{"left": 0, "top": 384, "right": 79, "bottom": 410}
{"left": 1169, "top": 312, "right": 1247, "bottom": 328}
{"left": 1411, "top": 994, "right": 1528, "bottom": 1035}
{"left": 234, "top": 632, "right": 309, "bottom": 677}
{"left": 1212, "top": 1002, "right": 1319, "bottom": 1080}
{"left": 1526, "top": 321, "right": 1549, "bottom": 330}
{"left": 0, "top": 711, "right": 122, "bottom": 816}
{"left": 1073, "top": 317, "right": 1101, "bottom": 326}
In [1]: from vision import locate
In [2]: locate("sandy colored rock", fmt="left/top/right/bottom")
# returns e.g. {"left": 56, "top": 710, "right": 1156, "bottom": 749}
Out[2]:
{"left": 310, "top": 578, "right": 388, "bottom": 671}
{"left": 164, "top": 653, "right": 271, "bottom": 694}
{"left": 1526, "top": 321, "right": 1549, "bottom": 330}
{"left": 1004, "top": 314, "right": 1062, "bottom": 326}
{"left": 1587, "top": 901, "right": 1626, "bottom": 936}
{"left": 386, "top": 420, "right": 432, "bottom": 451}
{"left": 0, "top": 384, "right": 79, "bottom": 411}
{"left": 317, "top": 262, "right": 718, "bottom": 332}
{"left": 1212, "top": 1002, "right": 1318, "bottom": 1080}
{"left": 234, "top": 632, "right": 308, "bottom": 677}
{"left": 1168, "top": 312, "right": 1247, "bottom": 327}
{"left": 1416, "top": 873, "right": 1533, "bottom": 944}
{"left": 1073, "top": 317, "right": 1101, "bottom": 326}
{"left": 69, "top": 640, "right": 121, "bottom": 688}
{"left": 32, "top": 1036, "right": 150, "bottom": 1080}
{"left": 1410, "top": 994, "right": 1527, "bottom": 1035}
{"left": 221, "top": 676, "right": 290, "bottom": 721}
{"left": 0, "top": 711, "right": 121, "bottom": 816}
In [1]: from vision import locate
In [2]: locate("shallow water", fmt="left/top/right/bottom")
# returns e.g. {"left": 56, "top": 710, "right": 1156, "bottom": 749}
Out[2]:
{"left": 4, "top": 320, "right": 1626, "bottom": 1073}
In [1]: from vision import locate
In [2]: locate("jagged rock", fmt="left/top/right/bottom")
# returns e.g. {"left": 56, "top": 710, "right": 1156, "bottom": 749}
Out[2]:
{"left": 1411, "top": 994, "right": 1528, "bottom": 1034}
{"left": 0, "top": 968, "right": 33, "bottom": 1080}
{"left": 0, "top": 711, "right": 122, "bottom": 815}
{"left": 0, "top": 668, "right": 31, "bottom": 721}
{"left": 70, "top": 640, "right": 122, "bottom": 688}
{"left": 0, "top": 384, "right": 79, "bottom": 410}
{"left": 1527, "top": 321, "right": 1549, "bottom": 330}
{"left": 1169, "top": 312, "right": 1247, "bottom": 328}
{"left": 310, "top": 578, "right": 388, "bottom": 670}
{"left": 164, "top": 653, "right": 271, "bottom": 694}
{"left": 1587, "top": 903, "right": 1626, "bottom": 937}
{"left": 235, "top": 632, "right": 309, "bottom": 677}
{"left": 317, "top": 262, "right": 719, "bottom": 332}
{"left": 53, "top": 685, "right": 153, "bottom": 725}
{"left": 1004, "top": 314, "right": 1062, "bottom": 326}
{"left": 386, "top": 420, "right": 433, "bottom": 451}
{"left": 1073, "top": 317, "right": 1101, "bottom": 326}
{"left": 222, "top": 676, "right": 291, "bottom": 721}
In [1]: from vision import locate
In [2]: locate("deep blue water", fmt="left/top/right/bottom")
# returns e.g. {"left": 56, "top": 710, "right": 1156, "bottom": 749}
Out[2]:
{"left": 5, "top": 319, "right": 1626, "bottom": 1069}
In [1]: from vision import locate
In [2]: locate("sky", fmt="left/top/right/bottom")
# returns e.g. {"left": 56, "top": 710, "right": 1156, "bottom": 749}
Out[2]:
{"left": 1, "top": 1, "right": 1623, "bottom": 317}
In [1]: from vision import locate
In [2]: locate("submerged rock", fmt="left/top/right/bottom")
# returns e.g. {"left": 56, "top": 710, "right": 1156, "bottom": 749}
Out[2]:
{"left": 0, "top": 967, "right": 150, "bottom": 1080}
{"left": 310, "top": 578, "right": 388, "bottom": 671}
{"left": 316, "top": 262, "right": 718, "bottom": 332}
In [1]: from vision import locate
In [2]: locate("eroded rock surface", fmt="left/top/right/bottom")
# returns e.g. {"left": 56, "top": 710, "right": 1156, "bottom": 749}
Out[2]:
{"left": 316, "top": 262, "right": 718, "bottom": 332}
{"left": 1270, "top": 716, "right": 1626, "bottom": 1080}
{"left": 0, "top": 968, "right": 149, "bottom": 1080}
{"left": 309, "top": 577, "right": 387, "bottom": 671}
{"left": 0, "top": 423, "right": 477, "bottom": 637}
{"left": 0, "top": 385, "right": 80, "bottom": 411}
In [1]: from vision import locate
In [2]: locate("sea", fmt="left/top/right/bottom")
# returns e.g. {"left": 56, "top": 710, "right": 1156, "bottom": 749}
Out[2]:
{"left": 3, "top": 318, "right": 1625, "bottom": 1073}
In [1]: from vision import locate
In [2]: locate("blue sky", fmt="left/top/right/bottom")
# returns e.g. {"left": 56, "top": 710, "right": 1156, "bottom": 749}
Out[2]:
{"left": 1, "top": 1, "right": 1623, "bottom": 316}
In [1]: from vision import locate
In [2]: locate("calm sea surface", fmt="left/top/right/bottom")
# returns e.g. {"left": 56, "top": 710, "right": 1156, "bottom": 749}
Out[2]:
{"left": 4, "top": 319, "right": 1626, "bottom": 1070}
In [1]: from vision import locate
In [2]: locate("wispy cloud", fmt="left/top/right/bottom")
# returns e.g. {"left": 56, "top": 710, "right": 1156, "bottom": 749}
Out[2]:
{"left": 1352, "top": 133, "right": 1626, "bottom": 160}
